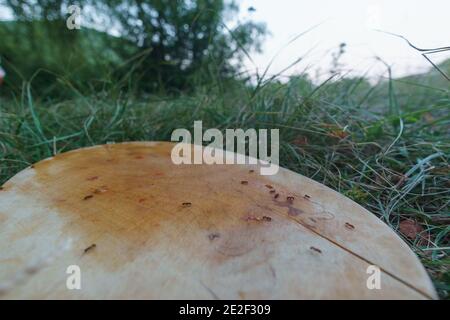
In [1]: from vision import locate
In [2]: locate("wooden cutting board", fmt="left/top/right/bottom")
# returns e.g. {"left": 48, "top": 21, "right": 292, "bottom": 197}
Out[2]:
{"left": 0, "top": 142, "right": 437, "bottom": 299}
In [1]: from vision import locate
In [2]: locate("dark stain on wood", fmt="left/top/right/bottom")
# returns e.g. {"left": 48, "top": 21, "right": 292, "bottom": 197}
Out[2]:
{"left": 244, "top": 215, "right": 272, "bottom": 222}
{"left": 208, "top": 233, "right": 220, "bottom": 241}
{"left": 273, "top": 197, "right": 304, "bottom": 216}
{"left": 84, "top": 244, "right": 96, "bottom": 254}
{"left": 310, "top": 246, "right": 322, "bottom": 254}
{"left": 345, "top": 222, "right": 355, "bottom": 230}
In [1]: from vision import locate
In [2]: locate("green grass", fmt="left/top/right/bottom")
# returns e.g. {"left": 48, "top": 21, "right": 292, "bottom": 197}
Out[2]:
{"left": 0, "top": 68, "right": 449, "bottom": 298}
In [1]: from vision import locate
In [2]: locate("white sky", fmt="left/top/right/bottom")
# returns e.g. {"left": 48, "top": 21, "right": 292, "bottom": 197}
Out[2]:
{"left": 1, "top": 1, "right": 449, "bottom": 80}
{"left": 237, "top": 0, "right": 450, "bottom": 81}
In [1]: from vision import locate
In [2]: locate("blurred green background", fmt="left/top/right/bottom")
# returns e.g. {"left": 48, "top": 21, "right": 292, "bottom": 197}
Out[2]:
{"left": 0, "top": 0, "right": 266, "bottom": 96}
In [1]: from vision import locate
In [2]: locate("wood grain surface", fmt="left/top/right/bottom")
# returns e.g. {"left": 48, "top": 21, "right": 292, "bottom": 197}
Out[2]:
{"left": 0, "top": 142, "right": 437, "bottom": 299}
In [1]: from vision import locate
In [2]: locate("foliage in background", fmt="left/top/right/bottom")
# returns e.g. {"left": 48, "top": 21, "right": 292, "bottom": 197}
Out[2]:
{"left": 0, "top": 0, "right": 266, "bottom": 94}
